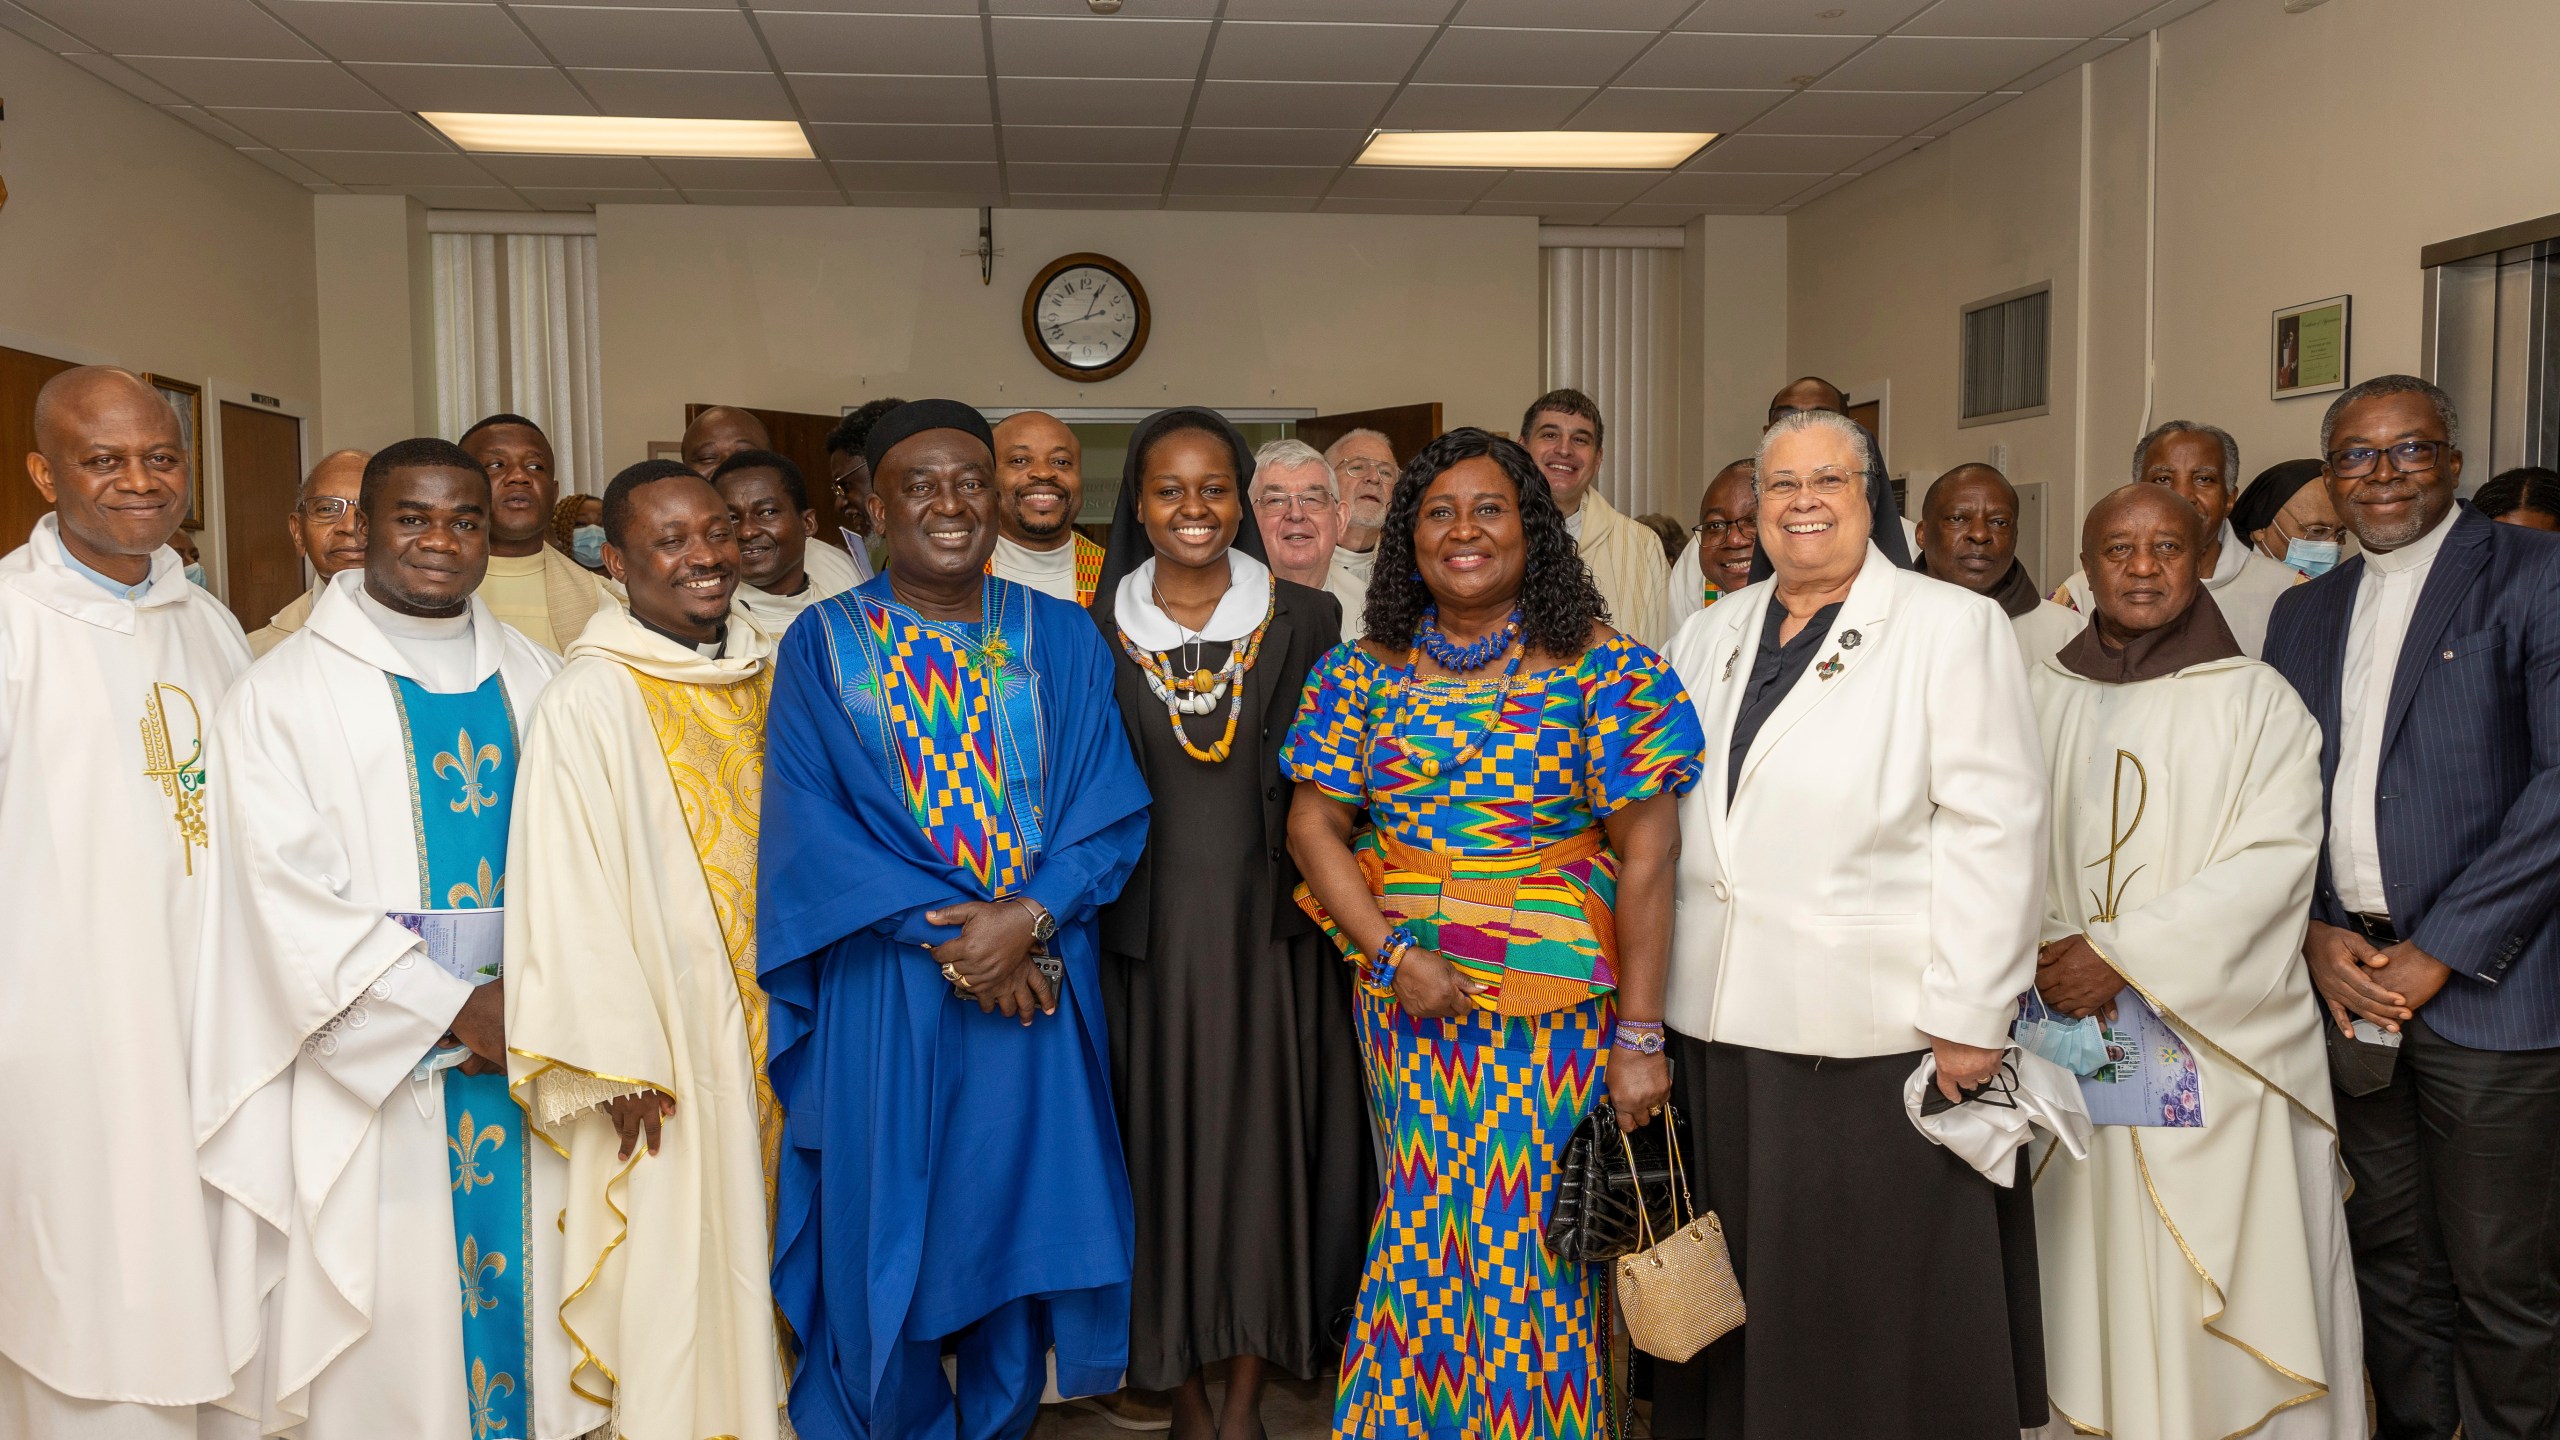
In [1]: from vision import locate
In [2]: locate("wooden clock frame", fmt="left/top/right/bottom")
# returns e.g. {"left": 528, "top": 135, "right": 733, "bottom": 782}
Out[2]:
{"left": 1021, "top": 251, "right": 1151, "bottom": 383}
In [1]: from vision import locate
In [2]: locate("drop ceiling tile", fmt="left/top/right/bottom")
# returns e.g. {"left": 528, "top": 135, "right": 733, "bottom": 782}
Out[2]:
{"left": 755, "top": 12, "right": 985, "bottom": 75}
{"left": 830, "top": 159, "right": 1002, "bottom": 194}
{"left": 61, "top": 52, "right": 188, "bottom": 103}
{"left": 1678, "top": 0, "right": 1932, "bottom": 33}
{"left": 511, "top": 6, "right": 769, "bottom": 70}
{"left": 654, "top": 156, "right": 836, "bottom": 190}
{"left": 347, "top": 183, "right": 532, "bottom": 209}
{"left": 2108, "top": 0, "right": 2217, "bottom": 37}
{"left": 995, "top": 76, "right": 1193, "bottom": 125}
{"left": 2001, "top": 35, "right": 2126, "bottom": 93}
{"left": 121, "top": 56, "right": 389, "bottom": 108}
{"left": 1618, "top": 31, "right": 1868, "bottom": 88}
{"left": 1380, "top": 84, "right": 1592, "bottom": 129}
{"left": 1775, "top": 169, "right": 1860, "bottom": 208}
{"left": 747, "top": 0, "right": 976, "bottom": 12}
{"left": 806, "top": 122, "right": 999, "bottom": 162}
{"left": 236, "top": 147, "right": 334, "bottom": 186}
{"left": 1413, "top": 27, "right": 1654, "bottom": 88}
{"left": 0, "top": 0, "right": 86, "bottom": 52}
{"left": 352, "top": 62, "right": 595, "bottom": 114}
{"left": 569, "top": 68, "right": 796, "bottom": 119}
{"left": 512, "top": 0, "right": 731, "bottom": 8}
{"left": 1189, "top": 80, "right": 1394, "bottom": 128}
{"left": 1315, "top": 196, "right": 1474, "bottom": 215}
{"left": 1479, "top": 168, "right": 1664, "bottom": 204}
{"left": 1565, "top": 86, "right": 1786, "bottom": 131}
{"left": 1856, "top": 133, "right": 1932, "bottom": 167}
{"left": 989, "top": 17, "right": 1209, "bottom": 79}
{"left": 990, "top": 0, "right": 1217, "bottom": 13}
{"left": 1453, "top": 0, "right": 1691, "bottom": 27}
{"left": 1685, "top": 131, "right": 1894, "bottom": 171}
{"left": 20, "top": 0, "right": 318, "bottom": 59}
{"left": 1003, "top": 125, "right": 1182, "bottom": 163}
{"left": 264, "top": 2, "right": 547, "bottom": 66}
{"left": 1613, "top": 201, "right": 1772, "bottom": 222}
{"left": 164, "top": 106, "right": 261, "bottom": 147}
{"left": 1177, "top": 126, "right": 1365, "bottom": 165}
{"left": 1898, "top": 0, "right": 2159, "bottom": 36}
{"left": 476, "top": 154, "right": 665, "bottom": 186}
{"left": 1207, "top": 22, "right": 1436, "bottom": 84}
{"left": 1164, "top": 194, "right": 1319, "bottom": 212}
{"left": 1008, "top": 193, "right": 1162, "bottom": 210}
{"left": 1005, "top": 161, "right": 1166, "bottom": 194}
{"left": 1917, "top": 88, "right": 2016, "bottom": 133}
{"left": 1327, "top": 165, "right": 1501, "bottom": 202}
{"left": 846, "top": 190, "right": 997, "bottom": 207}
{"left": 292, "top": 148, "right": 498, "bottom": 185}
{"left": 1638, "top": 169, "right": 1824, "bottom": 205}
{"left": 213, "top": 107, "right": 452, "bottom": 151}
{"left": 1816, "top": 34, "right": 2073, "bottom": 90}
{"left": 681, "top": 189, "right": 848, "bottom": 206}
{"left": 1470, "top": 199, "right": 1622, "bottom": 223}
{"left": 788, "top": 74, "right": 992, "bottom": 125}
{"left": 1223, "top": 0, "right": 1454, "bottom": 20}
{"left": 1168, "top": 163, "right": 1338, "bottom": 197}
{"left": 1748, "top": 86, "right": 1971, "bottom": 132}
{"left": 519, "top": 186, "right": 688, "bottom": 208}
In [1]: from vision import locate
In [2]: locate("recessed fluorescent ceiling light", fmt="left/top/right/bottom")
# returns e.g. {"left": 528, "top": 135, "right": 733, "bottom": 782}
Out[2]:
{"left": 422, "top": 112, "right": 812, "bottom": 160}
{"left": 1355, "top": 130, "right": 1714, "bottom": 169}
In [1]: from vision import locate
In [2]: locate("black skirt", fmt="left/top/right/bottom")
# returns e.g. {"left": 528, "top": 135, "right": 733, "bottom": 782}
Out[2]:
{"left": 1647, "top": 1033, "right": 2048, "bottom": 1440}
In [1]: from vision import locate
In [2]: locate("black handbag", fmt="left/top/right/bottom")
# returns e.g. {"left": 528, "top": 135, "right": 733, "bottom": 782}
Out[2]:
{"left": 1543, "top": 1099, "right": 1687, "bottom": 1266}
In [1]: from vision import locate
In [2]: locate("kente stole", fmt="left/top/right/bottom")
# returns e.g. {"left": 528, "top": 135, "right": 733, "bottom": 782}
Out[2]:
{"left": 982, "top": 532, "right": 1105, "bottom": 606}
{"left": 814, "top": 579, "right": 1049, "bottom": 896}
{"left": 388, "top": 674, "right": 532, "bottom": 1440}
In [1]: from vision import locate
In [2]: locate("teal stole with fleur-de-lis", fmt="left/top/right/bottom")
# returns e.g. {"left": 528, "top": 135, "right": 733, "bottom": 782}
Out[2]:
{"left": 387, "top": 673, "right": 532, "bottom": 1440}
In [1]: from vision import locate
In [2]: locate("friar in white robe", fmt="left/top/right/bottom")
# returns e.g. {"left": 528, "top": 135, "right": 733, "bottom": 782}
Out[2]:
{"left": 191, "top": 446, "right": 605, "bottom": 1440}
{"left": 0, "top": 365, "right": 254, "bottom": 1438}
{"left": 507, "top": 465, "right": 787, "bottom": 1440}
{"left": 2027, "top": 484, "right": 2361, "bottom": 1440}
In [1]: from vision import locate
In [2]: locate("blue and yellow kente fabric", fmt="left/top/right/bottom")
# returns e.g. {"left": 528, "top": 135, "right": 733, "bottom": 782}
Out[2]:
{"left": 815, "top": 576, "right": 1048, "bottom": 896}
{"left": 388, "top": 674, "right": 533, "bottom": 1440}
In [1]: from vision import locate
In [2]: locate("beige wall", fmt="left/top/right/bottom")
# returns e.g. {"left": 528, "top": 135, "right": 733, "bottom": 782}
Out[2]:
{"left": 595, "top": 204, "right": 1540, "bottom": 467}
{"left": 1680, "top": 215, "right": 1790, "bottom": 517}
{"left": 312, "top": 194, "right": 434, "bottom": 454}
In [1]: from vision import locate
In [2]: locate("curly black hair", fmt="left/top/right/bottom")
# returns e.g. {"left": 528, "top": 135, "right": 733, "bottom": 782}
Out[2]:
{"left": 1362, "top": 427, "right": 1610, "bottom": 659}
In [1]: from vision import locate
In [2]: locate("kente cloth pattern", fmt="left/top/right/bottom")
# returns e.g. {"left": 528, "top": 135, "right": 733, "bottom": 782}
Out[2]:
{"left": 388, "top": 673, "right": 534, "bottom": 1440}
{"left": 985, "top": 532, "right": 1106, "bottom": 607}
{"left": 632, "top": 667, "right": 784, "bottom": 1216}
{"left": 815, "top": 578, "right": 1048, "bottom": 895}
{"left": 1334, "top": 994, "right": 1614, "bottom": 1440}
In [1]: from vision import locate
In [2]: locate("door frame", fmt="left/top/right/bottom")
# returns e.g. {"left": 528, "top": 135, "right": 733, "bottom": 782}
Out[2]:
{"left": 204, "top": 381, "right": 313, "bottom": 606}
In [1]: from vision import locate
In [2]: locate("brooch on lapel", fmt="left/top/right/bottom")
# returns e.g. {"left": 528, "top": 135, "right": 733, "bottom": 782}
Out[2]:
{"left": 1839, "top": 628, "right": 1862, "bottom": 649}
{"left": 1816, "top": 654, "right": 1845, "bottom": 681}
{"left": 1721, "top": 644, "right": 1739, "bottom": 681}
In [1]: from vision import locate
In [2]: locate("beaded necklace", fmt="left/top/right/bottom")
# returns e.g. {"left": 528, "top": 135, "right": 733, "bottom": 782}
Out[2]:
{"left": 1118, "top": 584, "right": 1276, "bottom": 765}
{"left": 1375, "top": 640, "right": 1527, "bottom": 780}
{"left": 1419, "top": 604, "right": 1522, "bottom": 672}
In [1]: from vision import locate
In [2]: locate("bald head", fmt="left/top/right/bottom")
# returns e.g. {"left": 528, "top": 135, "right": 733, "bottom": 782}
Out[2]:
{"left": 681, "top": 405, "right": 771, "bottom": 479}
{"left": 2081, "top": 482, "right": 2207, "bottom": 639}
{"left": 1919, "top": 464, "right": 2024, "bottom": 595}
{"left": 299, "top": 448, "right": 370, "bottom": 504}
{"left": 27, "top": 366, "right": 191, "bottom": 582}
{"left": 2083, "top": 481, "right": 2205, "bottom": 554}
{"left": 31, "top": 366, "right": 170, "bottom": 456}
{"left": 290, "top": 449, "right": 372, "bottom": 580}
{"left": 1766, "top": 376, "right": 1849, "bottom": 427}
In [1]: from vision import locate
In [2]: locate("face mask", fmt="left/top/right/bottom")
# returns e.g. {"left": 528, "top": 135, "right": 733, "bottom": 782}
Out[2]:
{"left": 2284, "top": 537, "right": 2341, "bottom": 577}
{"left": 183, "top": 562, "right": 208, "bottom": 588}
{"left": 572, "top": 525, "right": 606, "bottom": 568}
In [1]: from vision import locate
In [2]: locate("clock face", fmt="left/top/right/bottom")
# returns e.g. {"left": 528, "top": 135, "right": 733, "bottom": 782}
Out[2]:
{"left": 1033, "top": 265, "right": 1140, "bottom": 371}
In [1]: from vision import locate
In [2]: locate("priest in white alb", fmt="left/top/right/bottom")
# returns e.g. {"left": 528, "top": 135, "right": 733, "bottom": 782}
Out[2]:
{"left": 191, "top": 440, "right": 603, "bottom": 1440}
{"left": 713, "top": 448, "right": 859, "bottom": 634}
{"left": 507, "top": 461, "right": 787, "bottom": 1440}
{"left": 2027, "top": 484, "right": 2362, "bottom": 1440}
{"left": 0, "top": 368, "right": 252, "bottom": 1437}
{"left": 1522, "top": 389, "right": 1670, "bottom": 647}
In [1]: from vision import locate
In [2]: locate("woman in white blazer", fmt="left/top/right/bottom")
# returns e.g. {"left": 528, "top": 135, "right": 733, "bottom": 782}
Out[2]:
{"left": 1649, "top": 408, "right": 2053, "bottom": 1440}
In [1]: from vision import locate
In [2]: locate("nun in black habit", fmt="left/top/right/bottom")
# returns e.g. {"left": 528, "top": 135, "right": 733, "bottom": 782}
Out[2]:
{"left": 1087, "top": 409, "right": 1373, "bottom": 1438}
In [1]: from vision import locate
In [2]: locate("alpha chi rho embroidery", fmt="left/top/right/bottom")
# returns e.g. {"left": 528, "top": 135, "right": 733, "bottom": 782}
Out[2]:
{"left": 140, "top": 682, "right": 209, "bottom": 873}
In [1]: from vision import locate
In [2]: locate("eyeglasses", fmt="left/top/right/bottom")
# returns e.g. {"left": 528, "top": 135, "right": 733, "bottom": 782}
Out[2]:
{"left": 1254, "top": 491, "right": 1334, "bottom": 517}
{"left": 299, "top": 497, "right": 356, "bottom": 521}
{"left": 1693, "top": 518, "right": 1755, "bottom": 541}
{"left": 1757, "top": 469, "right": 1858, "bottom": 501}
{"left": 1334, "top": 459, "right": 1397, "bottom": 482}
{"left": 2327, "top": 439, "right": 2449, "bottom": 479}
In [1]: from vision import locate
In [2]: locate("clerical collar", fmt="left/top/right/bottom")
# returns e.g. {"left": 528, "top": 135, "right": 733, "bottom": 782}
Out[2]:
{"left": 1116, "top": 550, "right": 1273, "bottom": 650}
{"left": 356, "top": 584, "right": 470, "bottom": 640}
{"left": 635, "top": 611, "right": 727, "bottom": 658}
{"left": 57, "top": 540, "right": 154, "bottom": 601}
{"left": 2053, "top": 588, "right": 2243, "bottom": 684}
{"left": 2364, "top": 505, "right": 2457, "bottom": 575}
{"left": 1565, "top": 508, "right": 1586, "bottom": 541}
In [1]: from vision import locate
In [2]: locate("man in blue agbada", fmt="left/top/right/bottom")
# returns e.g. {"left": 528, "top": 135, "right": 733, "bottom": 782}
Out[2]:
{"left": 758, "top": 399, "right": 1150, "bottom": 1440}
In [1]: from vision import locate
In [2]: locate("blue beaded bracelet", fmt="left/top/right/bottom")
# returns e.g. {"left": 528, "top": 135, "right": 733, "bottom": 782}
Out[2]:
{"left": 1366, "top": 926, "right": 1419, "bottom": 991}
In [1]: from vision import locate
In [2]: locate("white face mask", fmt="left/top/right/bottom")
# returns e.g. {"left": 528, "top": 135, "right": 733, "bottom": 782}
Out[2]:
{"left": 184, "top": 562, "right": 208, "bottom": 588}
{"left": 2284, "top": 537, "right": 2342, "bottom": 577}
{"left": 572, "top": 525, "right": 607, "bottom": 568}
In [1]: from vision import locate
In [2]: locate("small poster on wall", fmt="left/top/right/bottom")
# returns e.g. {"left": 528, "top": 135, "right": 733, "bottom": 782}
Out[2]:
{"left": 2272, "top": 295, "right": 2351, "bottom": 400}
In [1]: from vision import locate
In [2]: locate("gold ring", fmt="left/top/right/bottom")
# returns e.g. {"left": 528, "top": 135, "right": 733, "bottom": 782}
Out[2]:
{"left": 1648, "top": 1107, "right": 1663, "bottom": 1119}
{"left": 941, "top": 963, "right": 971, "bottom": 991}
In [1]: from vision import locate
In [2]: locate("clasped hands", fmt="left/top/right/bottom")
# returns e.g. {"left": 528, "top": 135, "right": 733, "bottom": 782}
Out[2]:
{"left": 2303, "top": 920, "right": 2451, "bottom": 1038}
{"left": 1386, "top": 943, "right": 1669, "bottom": 1133}
{"left": 925, "top": 899, "right": 1056, "bottom": 1024}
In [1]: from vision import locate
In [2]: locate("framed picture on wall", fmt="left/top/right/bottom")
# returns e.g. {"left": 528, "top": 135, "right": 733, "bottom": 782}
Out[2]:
{"left": 143, "top": 373, "right": 206, "bottom": 528}
{"left": 2271, "top": 296, "right": 2350, "bottom": 400}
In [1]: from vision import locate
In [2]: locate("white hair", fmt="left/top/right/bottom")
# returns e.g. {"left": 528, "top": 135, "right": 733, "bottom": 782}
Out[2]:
{"left": 1253, "top": 438, "right": 1336, "bottom": 498}
{"left": 1753, "top": 407, "right": 1877, "bottom": 492}
{"left": 1321, "top": 427, "right": 1395, "bottom": 466}
{"left": 2131, "top": 420, "right": 2239, "bottom": 484}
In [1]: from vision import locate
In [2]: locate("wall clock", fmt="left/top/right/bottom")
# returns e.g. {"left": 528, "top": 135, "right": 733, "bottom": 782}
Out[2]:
{"left": 1023, "top": 252, "right": 1150, "bottom": 382}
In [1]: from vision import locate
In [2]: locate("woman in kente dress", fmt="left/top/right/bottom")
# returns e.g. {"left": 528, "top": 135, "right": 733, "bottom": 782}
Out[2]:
{"left": 1281, "top": 427, "right": 1704, "bottom": 1440}
{"left": 1090, "top": 408, "right": 1373, "bottom": 1440}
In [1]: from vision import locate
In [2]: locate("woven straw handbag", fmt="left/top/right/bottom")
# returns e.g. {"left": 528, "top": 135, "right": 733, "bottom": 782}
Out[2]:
{"left": 1611, "top": 1115, "right": 1744, "bottom": 1362}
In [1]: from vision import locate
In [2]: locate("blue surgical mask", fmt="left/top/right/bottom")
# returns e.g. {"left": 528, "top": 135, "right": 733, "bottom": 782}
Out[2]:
{"left": 184, "top": 562, "right": 208, "bottom": 588}
{"left": 572, "top": 525, "right": 606, "bottom": 568}
{"left": 2284, "top": 537, "right": 2341, "bottom": 578}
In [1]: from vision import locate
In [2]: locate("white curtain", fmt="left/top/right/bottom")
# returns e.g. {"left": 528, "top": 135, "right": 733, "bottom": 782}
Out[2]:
{"left": 1542, "top": 245, "right": 1682, "bottom": 520}
{"left": 431, "top": 232, "right": 605, "bottom": 495}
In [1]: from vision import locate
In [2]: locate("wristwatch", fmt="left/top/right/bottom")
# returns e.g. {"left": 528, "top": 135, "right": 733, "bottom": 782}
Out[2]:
{"left": 1012, "top": 894, "right": 1058, "bottom": 944}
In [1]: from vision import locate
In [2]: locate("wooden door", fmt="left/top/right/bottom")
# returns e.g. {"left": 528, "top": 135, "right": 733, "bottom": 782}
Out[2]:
{"left": 686, "top": 403, "right": 845, "bottom": 538}
{"left": 1297, "top": 402, "right": 1443, "bottom": 465}
{"left": 2, "top": 344, "right": 80, "bottom": 553}
{"left": 219, "top": 401, "right": 303, "bottom": 630}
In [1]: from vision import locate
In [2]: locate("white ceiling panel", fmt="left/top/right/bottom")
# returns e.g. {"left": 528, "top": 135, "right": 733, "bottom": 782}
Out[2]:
{"left": 1566, "top": 85, "right": 1787, "bottom": 131}
{"left": 1222, "top": 0, "right": 1456, "bottom": 20}
{"left": 1816, "top": 34, "right": 2073, "bottom": 90}
{"left": 1010, "top": 193, "right": 1164, "bottom": 209}
{"left": 1188, "top": 79, "right": 1394, "bottom": 128}
{"left": 1679, "top": 0, "right": 1933, "bottom": 33}
{"left": 989, "top": 0, "right": 1219, "bottom": 14}
{"left": 788, "top": 74, "right": 992, "bottom": 125}
{"left": 1006, "top": 161, "right": 1167, "bottom": 194}
{"left": 1918, "top": 88, "right": 2018, "bottom": 133}
{"left": 2109, "top": 0, "right": 2217, "bottom": 37}
{"left": 569, "top": 68, "right": 797, "bottom": 119}
{"left": 1381, "top": 83, "right": 1592, "bottom": 129}
{"left": 1315, "top": 196, "right": 1473, "bottom": 215}
{"left": 265, "top": 2, "right": 548, "bottom": 67}
{"left": 1898, "top": 0, "right": 2160, "bottom": 37}
{"left": 347, "top": 183, "right": 530, "bottom": 208}
{"left": 805, "top": 122, "right": 1000, "bottom": 162}
{"left": 121, "top": 55, "right": 389, "bottom": 109}
{"left": 652, "top": 155, "right": 836, "bottom": 189}
{"left": 1453, "top": 0, "right": 1691, "bottom": 28}
{"left": 292, "top": 148, "right": 498, "bottom": 186}
{"left": 1471, "top": 199, "right": 1623, "bottom": 223}
{"left": 995, "top": 76, "right": 1194, "bottom": 126}
{"left": 1479, "top": 168, "right": 1664, "bottom": 203}
{"left": 21, "top": 0, "right": 319, "bottom": 59}
{"left": 1168, "top": 164, "right": 1339, "bottom": 197}
{"left": 1326, "top": 165, "right": 1502, "bottom": 202}
{"left": 212, "top": 106, "right": 452, "bottom": 151}
{"left": 846, "top": 191, "right": 997, "bottom": 208}
{"left": 1746, "top": 86, "right": 1972, "bottom": 133}
{"left": 1773, "top": 168, "right": 1862, "bottom": 209}
{"left": 1413, "top": 26, "right": 1654, "bottom": 87}
{"left": 989, "top": 17, "right": 1210, "bottom": 79}
{"left": 745, "top": 0, "right": 978, "bottom": 13}
{"left": 830, "top": 159, "right": 1003, "bottom": 193}
{"left": 351, "top": 61, "right": 596, "bottom": 114}
{"left": 236, "top": 147, "right": 338, "bottom": 187}
{"left": 60, "top": 51, "right": 189, "bottom": 103}
{"left": 474, "top": 153, "right": 667, "bottom": 187}
{"left": 1003, "top": 125, "right": 1183, "bottom": 163}
{"left": 1165, "top": 194, "right": 1319, "bottom": 212}
{"left": 678, "top": 188, "right": 848, "bottom": 205}
{"left": 520, "top": 187, "right": 688, "bottom": 208}
{"left": 164, "top": 106, "right": 261, "bottom": 147}
{"left": 512, "top": 7, "right": 769, "bottom": 71}
{"left": 1177, "top": 126, "right": 1366, "bottom": 165}
{"left": 2000, "top": 35, "right": 2126, "bottom": 93}
{"left": 1686, "top": 131, "right": 1899, "bottom": 171}
{"left": 1613, "top": 201, "right": 1772, "bottom": 222}
{"left": 756, "top": 12, "right": 985, "bottom": 76}
{"left": 1620, "top": 31, "right": 1871, "bottom": 89}
{"left": 1207, "top": 22, "right": 1436, "bottom": 85}
{"left": 0, "top": 0, "right": 83, "bottom": 53}
{"left": 1639, "top": 169, "right": 1826, "bottom": 205}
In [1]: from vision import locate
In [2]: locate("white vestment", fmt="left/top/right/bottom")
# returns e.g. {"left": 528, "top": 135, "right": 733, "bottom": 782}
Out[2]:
{"left": 1322, "top": 546, "right": 1369, "bottom": 641}
{"left": 2056, "top": 523, "right": 2303, "bottom": 658}
{"left": 506, "top": 603, "right": 786, "bottom": 1440}
{"left": 805, "top": 536, "right": 867, "bottom": 591}
{"left": 2027, "top": 650, "right": 2363, "bottom": 1440}
{"left": 190, "top": 572, "right": 602, "bottom": 1440}
{"left": 735, "top": 542, "right": 858, "bottom": 635}
{"left": 2012, "top": 599, "right": 2084, "bottom": 670}
{"left": 1570, "top": 490, "right": 1671, "bottom": 650}
{"left": 0, "top": 518, "right": 250, "bottom": 1437}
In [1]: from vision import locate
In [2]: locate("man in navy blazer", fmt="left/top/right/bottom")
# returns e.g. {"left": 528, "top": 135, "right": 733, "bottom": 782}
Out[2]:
{"left": 2263, "top": 374, "right": 2560, "bottom": 1440}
